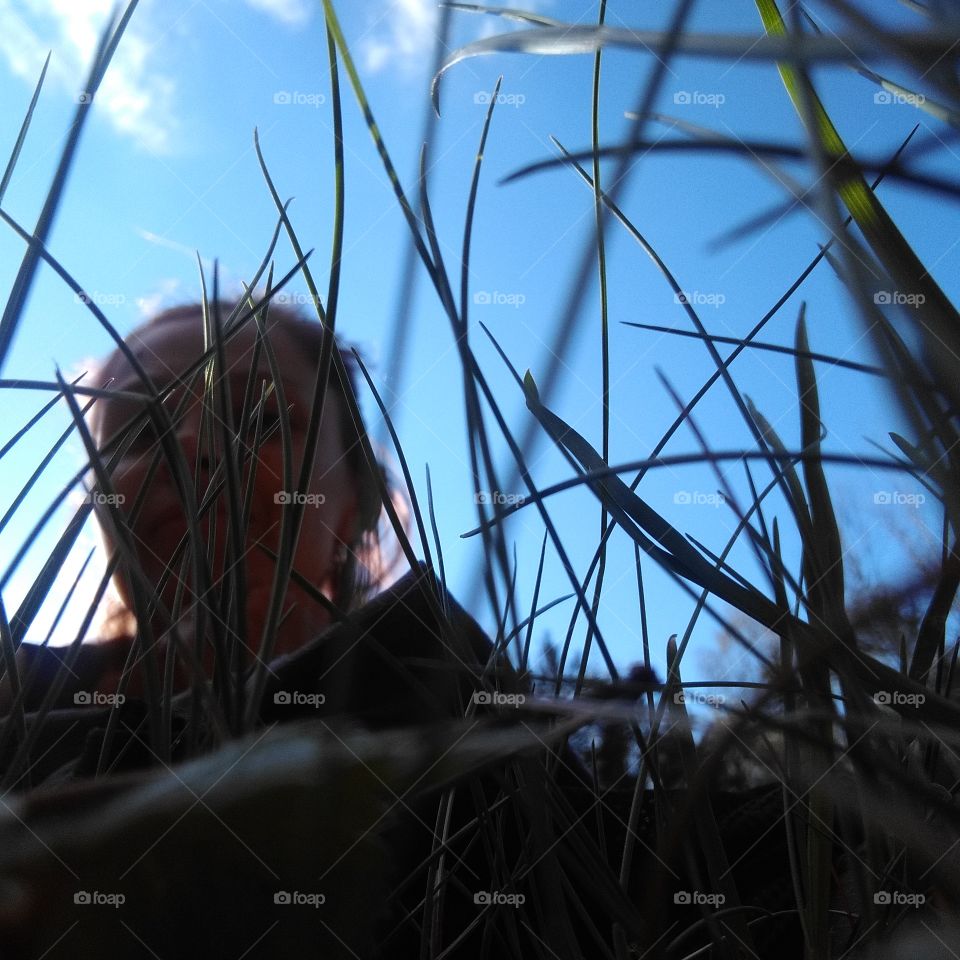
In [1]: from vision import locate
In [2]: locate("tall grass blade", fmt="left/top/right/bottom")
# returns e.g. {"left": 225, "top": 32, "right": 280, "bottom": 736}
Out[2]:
{"left": 0, "top": 2, "right": 141, "bottom": 374}
{"left": 0, "top": 52, "right": 50, "bottom": 205}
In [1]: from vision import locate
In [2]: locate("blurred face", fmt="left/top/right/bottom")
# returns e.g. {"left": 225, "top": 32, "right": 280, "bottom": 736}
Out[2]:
{"left": 92, "top": 312, "right": 359, "bottom": 661}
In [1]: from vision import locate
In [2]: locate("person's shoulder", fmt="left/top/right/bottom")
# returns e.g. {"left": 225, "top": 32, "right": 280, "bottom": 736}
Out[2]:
{"left": 261, "top": 562, "right": 527, "bottom": 725}
{"left": 0, "top": 637, "right": 134, "bottom": 713}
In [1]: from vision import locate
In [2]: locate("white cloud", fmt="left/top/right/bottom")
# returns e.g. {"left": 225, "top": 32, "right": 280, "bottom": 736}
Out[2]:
{"left": 360, "top": 0, "right": 438, "bottom": 75}
{"left": 134, "top": 275, "right": 182, "bottom": 319}
{"left": 0, "top": 0, "right": 178, "bottom": 154}
{"left": 242, "top": 0, "right": 312, "bottom": 27}
{"left": 358, "top": 0, "right": 554, "bottom": 76}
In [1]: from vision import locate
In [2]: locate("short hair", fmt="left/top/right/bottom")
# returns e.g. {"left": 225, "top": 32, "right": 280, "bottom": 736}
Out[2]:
{"left": 90, "top": 296, "right": 397, "bottom": 639}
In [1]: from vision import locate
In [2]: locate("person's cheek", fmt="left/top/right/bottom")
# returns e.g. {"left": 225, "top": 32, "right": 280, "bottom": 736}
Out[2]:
{"left": 110, "top": 455, "right": 183, "bottom": 572}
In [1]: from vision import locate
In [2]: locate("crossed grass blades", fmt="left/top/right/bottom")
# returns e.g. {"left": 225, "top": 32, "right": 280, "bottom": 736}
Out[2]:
{"left": 1, "top": 1, "right": 959, "bottom": 958}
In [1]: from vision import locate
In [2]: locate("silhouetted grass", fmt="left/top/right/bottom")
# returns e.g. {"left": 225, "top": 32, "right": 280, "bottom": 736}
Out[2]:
{"left": 1, "top": 2, "right": 959, "bottom": 958}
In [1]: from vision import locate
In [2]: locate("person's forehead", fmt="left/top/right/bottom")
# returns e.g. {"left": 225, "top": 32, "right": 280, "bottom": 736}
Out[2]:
{"left": 103, "top": 316, "right": 317, "bottom": 392}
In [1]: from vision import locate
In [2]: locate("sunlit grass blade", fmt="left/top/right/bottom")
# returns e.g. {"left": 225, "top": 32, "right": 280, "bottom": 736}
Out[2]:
{"left": 755, "top": 0, "right": 960, "bottom": 433}
{"left": 320, "top": 0, "right": 440, "bottom": 288}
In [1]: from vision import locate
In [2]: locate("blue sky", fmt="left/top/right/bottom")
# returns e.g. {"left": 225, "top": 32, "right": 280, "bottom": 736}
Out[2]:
{"left": 0, "top": 0, "right": 956, "bottom": 707}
